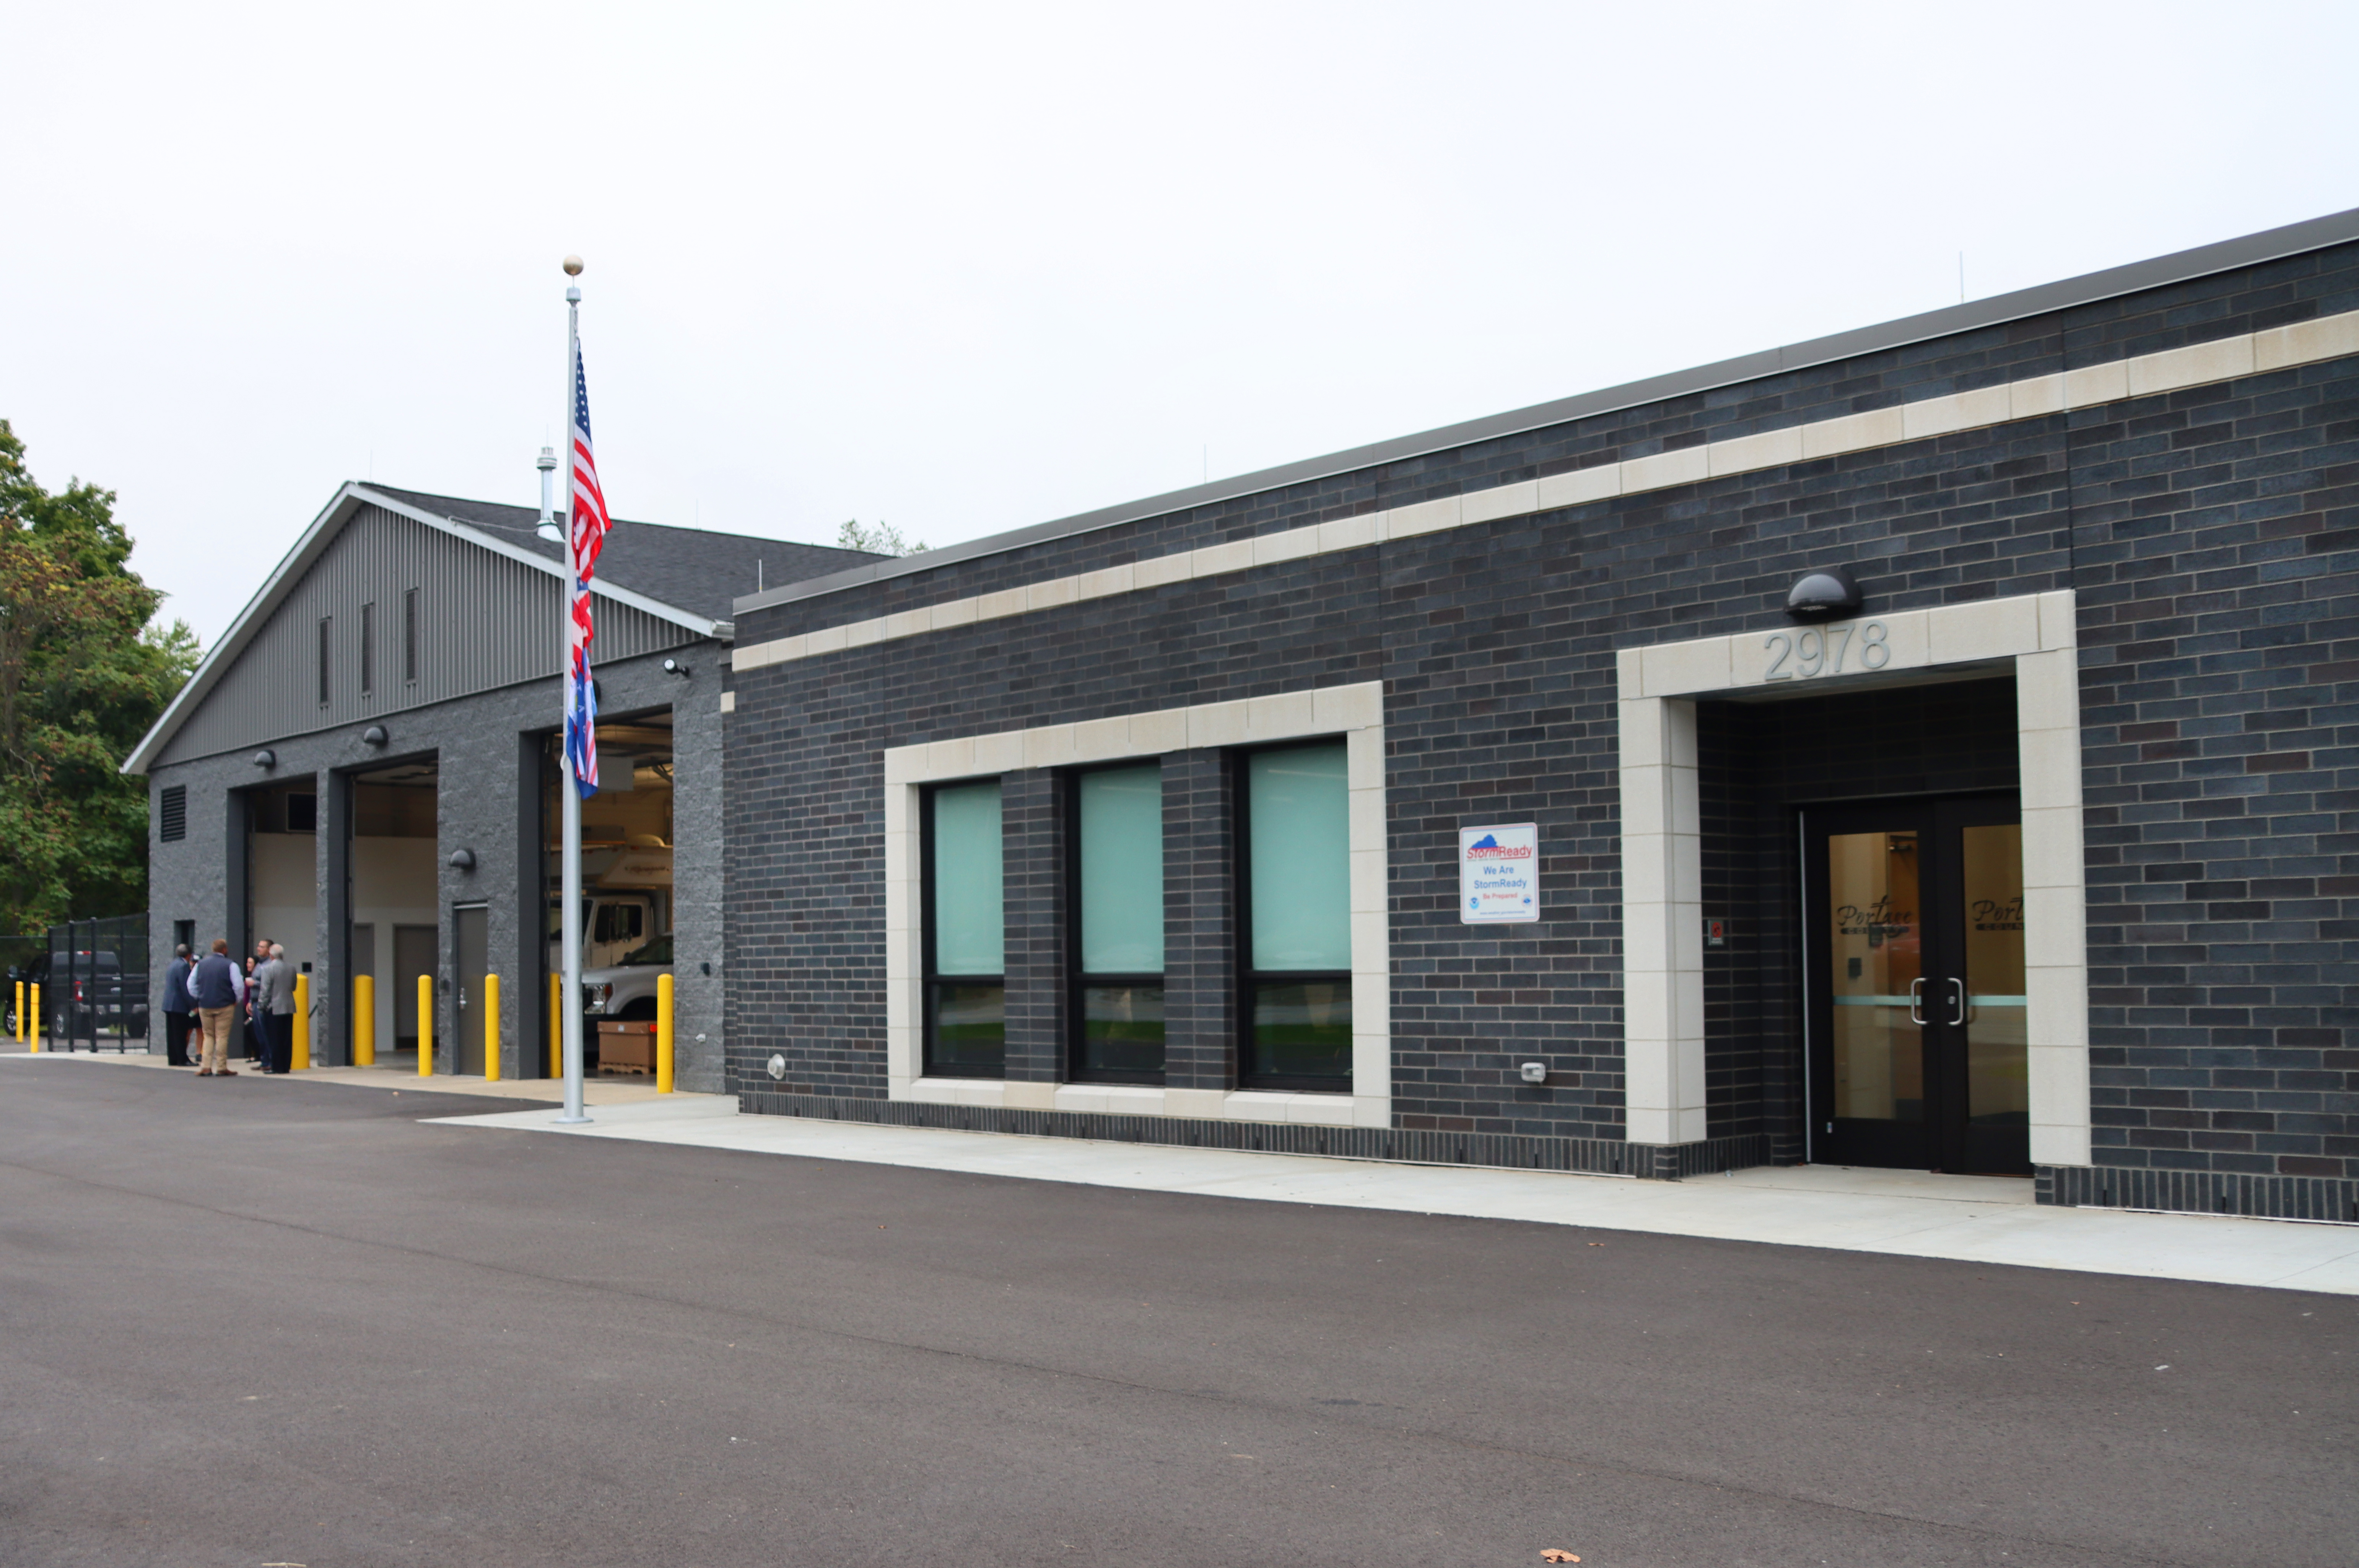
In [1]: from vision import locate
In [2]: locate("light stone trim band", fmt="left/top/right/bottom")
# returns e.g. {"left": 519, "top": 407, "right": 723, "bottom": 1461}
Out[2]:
{"left": 735, "top": 312, "right": 2359, "bottom": 675}
{"left": 880, "top": 682, "right": 1391, "bottom": 1129}
{"left": 1614, "top": 589, "right": 2089, "bottom": 1165}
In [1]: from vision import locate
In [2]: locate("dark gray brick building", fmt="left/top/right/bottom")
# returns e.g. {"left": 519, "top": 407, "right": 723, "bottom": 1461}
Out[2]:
{"left": 127, "top": 483, "right": 872, "bottom": 1090}
{"left": 701, "top": 208, "right": 2349, "bottom": 1223}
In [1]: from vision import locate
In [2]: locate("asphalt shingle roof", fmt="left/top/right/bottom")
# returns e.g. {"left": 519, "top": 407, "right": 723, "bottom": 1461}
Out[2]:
{"left": 367, "top": 485, "right": 880, "bottom": 623}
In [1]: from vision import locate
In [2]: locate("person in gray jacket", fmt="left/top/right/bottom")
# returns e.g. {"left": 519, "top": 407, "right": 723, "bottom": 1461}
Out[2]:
{"left": 253, "top": 945, "right": 298, "bottom": 1074}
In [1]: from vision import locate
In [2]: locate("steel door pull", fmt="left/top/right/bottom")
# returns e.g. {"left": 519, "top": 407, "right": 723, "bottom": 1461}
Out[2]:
{"left": 1948, "top": 977, "right": 1966, "bottom": 1026}
{"left": 1908, "top": 976, "right": 1927, "bottom": 1025}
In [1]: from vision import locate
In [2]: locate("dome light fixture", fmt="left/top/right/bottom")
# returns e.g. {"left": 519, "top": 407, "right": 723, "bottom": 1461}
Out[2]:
{"left": 362, "top": 725, "right": 389, "bottom": 747}
{"left": 1785, "top": 566, "right": 1864, "bottom": 621}
{"left": 447, "top": 848, "right": 477, "bottom": 872}
{"left": 253, "top": 749, "right": 277, "bottom": 769}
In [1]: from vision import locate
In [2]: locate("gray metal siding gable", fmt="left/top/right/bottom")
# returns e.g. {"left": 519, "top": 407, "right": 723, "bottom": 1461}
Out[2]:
{"left": 157, "top": 505, "right": 695, "bottom": 765}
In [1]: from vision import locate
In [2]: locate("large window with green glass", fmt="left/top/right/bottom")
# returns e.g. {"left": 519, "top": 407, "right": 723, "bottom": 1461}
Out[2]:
{"left": 923, "top": 779, "right": 1005, "bottom": 1078}
{"left": 1069, "top": 762, "right": 1165, "bottom": 1083}
{"left": 1238, "top": 741, "right": 1351, "bottom": 1089}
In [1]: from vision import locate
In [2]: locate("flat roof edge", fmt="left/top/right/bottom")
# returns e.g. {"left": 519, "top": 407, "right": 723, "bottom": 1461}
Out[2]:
{"left": 733, "top": 205, "right": 2359, "bottom": 617}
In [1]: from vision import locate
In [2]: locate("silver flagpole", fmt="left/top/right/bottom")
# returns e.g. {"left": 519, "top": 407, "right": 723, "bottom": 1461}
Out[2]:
{"left": 556, "top": 259, "right": 591, "bottom": 1126}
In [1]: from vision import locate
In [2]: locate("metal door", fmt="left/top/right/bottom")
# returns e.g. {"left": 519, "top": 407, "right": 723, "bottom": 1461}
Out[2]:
{"left": 1803, "top": 793, "right": 2027, "bottom": 1174}
{"left": 394, "top": 924, "right": 436, "bottom": 1051}
{"left": 454, "top": 906, "right": 487, "bottom": 1076}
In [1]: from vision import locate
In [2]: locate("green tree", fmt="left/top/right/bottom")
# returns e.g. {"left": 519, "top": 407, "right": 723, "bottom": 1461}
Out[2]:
{"left": 835, "top": 518, "right": 928, "bottom": 556}
{"left": 0, "top": 421, "right": 198, "bottom": 931}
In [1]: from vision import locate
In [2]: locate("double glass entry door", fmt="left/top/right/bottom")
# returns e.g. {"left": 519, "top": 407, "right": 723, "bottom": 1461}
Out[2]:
{"left": 1803, "top": 795, "right": 2029, "bottom": 1175}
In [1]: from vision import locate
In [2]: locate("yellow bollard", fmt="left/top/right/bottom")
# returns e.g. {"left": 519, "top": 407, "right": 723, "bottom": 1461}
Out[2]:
{"left": 29, "top": 984, "right": 39, "bottom": 1052}
{"left": 292, "top": 973, "right": 310, "bottom": 1070}
{"left": 353, "top": 974, "right": 375, "bottom": 1066}
{"left": 483, "top": 973, "right": 501, "bottom": 1082}
{"left": 656, "top": 973, "right": 674, "bottom": 1094}
{"left": 14, "top": 980, "right": 23, "bottom": 1044}
{"left": 548, "top": 971, "right": 561, "bottom": 1078}
{"left": 417, "top": 974, "right": 433, "bottom": 1076}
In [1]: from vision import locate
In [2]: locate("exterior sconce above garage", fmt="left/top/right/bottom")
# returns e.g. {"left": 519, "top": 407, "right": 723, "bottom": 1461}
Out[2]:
{"left": 448, "top": 849, "right": 477, "bottom": 872}
{"left": 362, "top": 725, "right": 389, "bottom": 746}
{"left": 252, "top": 749, "right": 276, "bottom": 769}
{"left": 1785, "top": 566, "right": 1864, "bottom": 621}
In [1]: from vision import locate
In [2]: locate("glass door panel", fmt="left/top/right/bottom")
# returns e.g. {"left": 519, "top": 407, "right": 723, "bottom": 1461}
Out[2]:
{"left": 1958, "top": 819, "right": 2028, "bottom": 1174}
{"left": 1828, "top": 830, "right": 1923, "bottom": 1123}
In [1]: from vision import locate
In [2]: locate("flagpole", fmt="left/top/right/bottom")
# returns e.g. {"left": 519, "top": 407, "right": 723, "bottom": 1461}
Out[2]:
{"left": 556, "top": 260, "right": 591, "bottom": 1126}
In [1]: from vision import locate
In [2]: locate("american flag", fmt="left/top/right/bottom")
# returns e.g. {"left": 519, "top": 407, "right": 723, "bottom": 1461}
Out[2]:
{"left": 565, "top": 346, "right": 611, "bottom": 798}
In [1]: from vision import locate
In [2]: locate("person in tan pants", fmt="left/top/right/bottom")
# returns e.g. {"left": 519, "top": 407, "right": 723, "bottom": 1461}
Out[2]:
{"left": 187, "top": 939, "right": 247, "bottom": 1077}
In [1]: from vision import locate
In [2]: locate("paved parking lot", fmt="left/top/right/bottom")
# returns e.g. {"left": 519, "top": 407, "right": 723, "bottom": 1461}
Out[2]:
{"left": 2, "top": 1057, "right": 2351, "bottom": 1567}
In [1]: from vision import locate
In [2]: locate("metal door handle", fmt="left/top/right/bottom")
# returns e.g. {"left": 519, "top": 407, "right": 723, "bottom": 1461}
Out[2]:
{"left": 1948, "top": 977, "right": 1966, "bottom": 1026}
{"left": 1908, "top": 976, "right": 1926, "bottom": 1025}
{"left": 458, "top": 987, "right": 467, "bottom": 1008}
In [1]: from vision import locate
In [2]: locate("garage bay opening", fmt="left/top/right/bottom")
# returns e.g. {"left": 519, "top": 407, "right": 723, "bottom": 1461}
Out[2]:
{"left": 543, "top": 714, "right": 674, "bottom": 1077}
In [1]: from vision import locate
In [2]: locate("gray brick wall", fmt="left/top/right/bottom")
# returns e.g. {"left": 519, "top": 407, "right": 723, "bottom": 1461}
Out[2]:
{"left": 724, "top": 239, "right": 2359, "bottom": 1199}
{"left": 146, "top": 647, "right": 730, "bottom": 1091}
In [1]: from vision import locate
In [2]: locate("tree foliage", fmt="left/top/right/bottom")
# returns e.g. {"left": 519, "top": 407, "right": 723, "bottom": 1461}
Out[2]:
{"left": 835, "top": 518, "right": 928, "bottom": 556}
{"left": 0, "top": 421, "right": 198, "bottom": 931}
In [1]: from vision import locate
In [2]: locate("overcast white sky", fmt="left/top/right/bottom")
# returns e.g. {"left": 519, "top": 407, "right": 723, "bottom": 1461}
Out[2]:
{"left": 7, "top": 1, "right": 2355, "bottom": 649}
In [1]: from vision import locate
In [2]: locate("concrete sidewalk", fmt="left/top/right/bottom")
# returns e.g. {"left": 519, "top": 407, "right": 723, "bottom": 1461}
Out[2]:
{"left": 17, "top": 1043, "right": 2355, "bottom": 1295}
{"left": 428, "top": 1093, "right": 2359, "bottom": 1296}
{"left": 0, "top": 1041, "right": 674, "bottom": 1106}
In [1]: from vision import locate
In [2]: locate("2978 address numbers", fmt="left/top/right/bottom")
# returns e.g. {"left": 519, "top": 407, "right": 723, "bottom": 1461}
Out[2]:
{"left": 1764, "top": 620, "right": 1889, "bottom": 681}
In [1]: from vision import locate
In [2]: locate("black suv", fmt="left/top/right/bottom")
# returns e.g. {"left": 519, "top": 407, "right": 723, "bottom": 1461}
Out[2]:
{"left": 7, "top": 951, "right": 149, "bottom": 1043}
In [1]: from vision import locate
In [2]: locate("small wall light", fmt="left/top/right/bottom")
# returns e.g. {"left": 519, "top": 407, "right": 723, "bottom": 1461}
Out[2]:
{"left": 1785, "top": 566, "right": 1864, "bottom": 621}
{"left": 253, "top": 749, "right": 277, "bottom": 769}
{"left": 766, "top": 1052, "right": 787, "bottom": 1080}
{"left": 362, "top": 725, "right": 389, "bottom": 747}
{"left": 662, "top": 657, "right": 692, "bottom": 677}
{"left": 447, "top": 848, "right": 477, "bottom": 872}
{"left": 1520, "top": 1061, "right": 1549, "bottom": 1084}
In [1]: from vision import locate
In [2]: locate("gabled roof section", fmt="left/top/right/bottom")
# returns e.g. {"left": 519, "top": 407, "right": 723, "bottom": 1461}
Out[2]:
{"left": 364, "top": 486, "right": 876, "bottom": 623}
{"left": 123, "top": 483, "right": 880, "bottom": 775}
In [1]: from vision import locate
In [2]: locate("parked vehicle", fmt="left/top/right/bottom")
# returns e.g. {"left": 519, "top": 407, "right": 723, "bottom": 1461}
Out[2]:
{"left": 575, "top": 932, "right": 673, "bottom": 1070}
{"left": 6, "top": 950, "right": 148, "bottom": 1041}
{"left": 546, "top": 894, "right": 663, "bottom": 971}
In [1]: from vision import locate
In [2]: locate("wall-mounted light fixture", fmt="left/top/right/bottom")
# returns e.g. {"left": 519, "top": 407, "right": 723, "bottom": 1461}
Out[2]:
{"left": 1785, "top": 566, "right": 1864, "bottom": 621}
{"left": 253, "top": 749, "right": 277, "bottom": 769}
{"left": 362, "top": 725, "right": 389, "bottom": 747}
{"left": 662, "top": 657, "right": 692, "bottom": 678}
{"left": 447, "top": 849, "right": 477, "bottom": 872}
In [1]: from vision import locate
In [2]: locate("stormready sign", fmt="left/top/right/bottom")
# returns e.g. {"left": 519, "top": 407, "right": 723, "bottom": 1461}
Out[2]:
{"left": 1458, "top": 823, "right": 1539, "bottom": 924}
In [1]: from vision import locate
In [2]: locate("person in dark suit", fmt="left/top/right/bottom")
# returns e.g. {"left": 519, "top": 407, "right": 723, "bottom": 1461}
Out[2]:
{"left": 160, "top": 945, "right": 195, "bottom": 1066}
{"left": 243, "top": 938, "right": 271, "bottom": 1063}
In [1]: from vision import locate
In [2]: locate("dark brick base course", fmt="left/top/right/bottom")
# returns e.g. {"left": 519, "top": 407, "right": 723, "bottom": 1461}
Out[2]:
{"left": 2039, "top": 1163, "right": 2359, "bottom": 1223}
{"left": 738, "top": 1090, "right": 1768, "bottom": 1180}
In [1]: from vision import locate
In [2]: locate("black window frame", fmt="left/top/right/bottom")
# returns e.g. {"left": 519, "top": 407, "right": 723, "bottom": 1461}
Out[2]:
{"left": 1233, "top": 740, "right": 1354, "bottom": 1093}
{"left": 1064, "top": 761, "right": 1167, "bottom": 1086}
{"left": 360, "top": 601, "right": 376, "bottom": 695}
{"left": 920, "top": 778, "right": 1006, "bottom": 1080}
{"left": 403, "top": 587, "right": 419, "bottom": 684}
{"left": 317, "top": 616, "right": 332, "bottom": 706}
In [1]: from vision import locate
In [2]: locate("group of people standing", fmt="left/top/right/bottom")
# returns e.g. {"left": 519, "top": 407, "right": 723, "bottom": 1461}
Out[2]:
{"left": 159, "top": 939, "right": 298, "bottom": 1077}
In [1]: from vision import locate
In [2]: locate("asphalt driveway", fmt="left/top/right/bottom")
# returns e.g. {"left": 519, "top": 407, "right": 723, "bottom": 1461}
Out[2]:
{"left": 1, "top": 1059, "right": 2349, "bottom": 1567}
